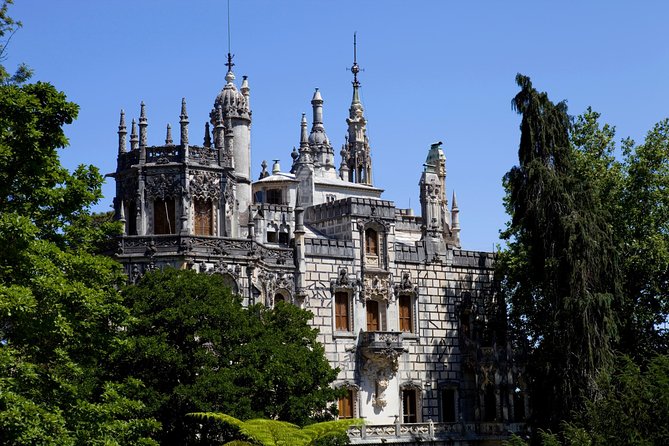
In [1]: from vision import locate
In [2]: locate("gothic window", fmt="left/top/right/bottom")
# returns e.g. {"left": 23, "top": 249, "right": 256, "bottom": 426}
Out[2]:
{"left": 365, "top": 228, "right": 378, "bottom": 256}
{"left": 366, "top": 299, "right": 386, "bottom": 332}
{"left": 194, "top": 198, "right": 213, "bottom": 236}
{"left": 441, "top": 388, "right": 457, "bottom": 422}
{"left": 266, "top": 188, "right": 283, "bottom": 205}
{"left": 153, "top": 198, "right": 176, "bottom": 234}
{"left": 398, "top": 295, "right": 414, "bottom": 333}
{"left": 338, "top": 388, "right": 356, "bottom": 419}
{"left": 402, "top": 388, "right": 418, "bottom": 423}
{"left": 484, "top": 384, "right": 497, "bottom": 421}
{"left": 335, "top": 292, "right": 351, "bottom": 332}
{"left": 278, "top": 225, "right": 290, "bottom": 245}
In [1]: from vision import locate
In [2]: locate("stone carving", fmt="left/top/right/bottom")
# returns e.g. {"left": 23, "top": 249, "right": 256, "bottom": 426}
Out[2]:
{"left": 330, "top": 267, "right": 360, "bottom": 294}
{"left": 145, "top": 173, "right": 182, "bottom": 199}
{"left": 190, "top": 170, "right": 221, "bottom": 201}
{"left": 394, "top": 270, "right": 419, "bottom": 297}
{"left": 362, "top": 344, "right": 401, "bottom": 409}
{"left": 363, "top": 272, "right": 391, "bottom": 302}
{"left": 256, "top": 270, "right": 295, "bottom": 305}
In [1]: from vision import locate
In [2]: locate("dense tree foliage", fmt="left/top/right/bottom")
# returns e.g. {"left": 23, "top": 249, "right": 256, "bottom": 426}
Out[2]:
{"left": 117, "top": 268, "right": 342, "bottom": 445}
{"left": 189, "top": 413, "right": 358, "bottom": 446}
{"left": 0, "top": 2, "right": 158, "bottom": 443}
{"left": 500, "top": 75, "right": 620, "bottom": 430}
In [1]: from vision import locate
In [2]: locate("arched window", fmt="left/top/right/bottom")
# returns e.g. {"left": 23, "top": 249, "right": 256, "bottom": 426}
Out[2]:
{"left": 274, "top": 293, "right": 285, "bottom": 305}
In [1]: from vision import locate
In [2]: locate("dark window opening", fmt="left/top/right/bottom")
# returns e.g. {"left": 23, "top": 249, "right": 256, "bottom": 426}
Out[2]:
{"left": 441, "top": 388, "right": 456, "bottom": 422}
{"left": 513, "top": 390, "right": 525, "bottom": 422}
{"left": 484, "top": 385, "right": 497, "bottom": 421}
{"left": 278, "top": 231, "right": 289, "bottom": 244}
{"left": 266, "top": 188, "right": 283, "bottom": 205}
{"left": 127, "top": 200, "right": 137, "bottom": 235}
{"left": 274, "top": 293, "right": 285, "bottom": 304}
{"left": 267, "top": 230, "right": 278, "bottom": 243}
{"left": 154, "top": 199, "right": 176, "bottom": 234}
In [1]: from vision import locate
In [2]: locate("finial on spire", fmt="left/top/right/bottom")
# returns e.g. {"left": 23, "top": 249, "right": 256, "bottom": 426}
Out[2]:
{"left": 180, "top": 98, "right": 189, "bottom": 147}
{"left": 118, "top": 109, "right": 127, "bottom": 154}
{"left": 130, "top": 118, "right": 138, "bottom": 151}
{"left": 165, "top": 124, "right": 173, "bottom": 145}
{"left": 138, "top": 102, "right": 148, "bottom": 149}
{"left": 204, "top": 122, "right": 212, "bottom": 147}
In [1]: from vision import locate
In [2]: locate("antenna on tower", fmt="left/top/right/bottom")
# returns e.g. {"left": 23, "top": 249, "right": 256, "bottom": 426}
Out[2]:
{"left": 226, "top": 0, "right": 235, "bottom": 72}
{"left": 349, "top": 32, "right": 363, "bottom": 85}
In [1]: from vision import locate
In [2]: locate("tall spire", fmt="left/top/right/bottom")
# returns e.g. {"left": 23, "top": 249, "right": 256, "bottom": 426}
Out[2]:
{"left": 165, "top": 123, "right": 173, "bottom": 145}
{"left": 344, "top": 33, "right": 373, "bottom": 185}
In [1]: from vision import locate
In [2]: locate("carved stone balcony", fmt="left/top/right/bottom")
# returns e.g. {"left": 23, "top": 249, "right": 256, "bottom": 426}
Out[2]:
{"left": 348, "top": 421, "right": 529, "bottom": 444}
{"left": 358, "top": 331, "right": 406, "bottom": 409}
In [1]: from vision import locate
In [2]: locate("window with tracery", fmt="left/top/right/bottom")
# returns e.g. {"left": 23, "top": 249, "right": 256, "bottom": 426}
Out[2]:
{"left": 194, "top": 198, "right": 213, "bottom": 236}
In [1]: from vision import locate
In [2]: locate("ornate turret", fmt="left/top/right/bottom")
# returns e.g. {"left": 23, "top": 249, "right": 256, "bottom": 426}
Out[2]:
{"left": 419, "top": 141, "right": 449, "bottom": 257}
{"left": 344, "top": 33, "right": 373, "bottom": 185}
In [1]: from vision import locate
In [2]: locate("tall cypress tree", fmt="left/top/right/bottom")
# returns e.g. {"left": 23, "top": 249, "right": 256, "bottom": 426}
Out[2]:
{"left": 500, "top": 75, "right": 619, "bottom": 431}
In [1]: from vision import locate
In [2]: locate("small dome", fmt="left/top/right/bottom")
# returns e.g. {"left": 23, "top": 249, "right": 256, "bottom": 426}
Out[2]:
{"left": 212, "top": 71, "right": 249, "bottom": 121}
{"left": 308, "top": 128, "right": 330, "bottom": 146}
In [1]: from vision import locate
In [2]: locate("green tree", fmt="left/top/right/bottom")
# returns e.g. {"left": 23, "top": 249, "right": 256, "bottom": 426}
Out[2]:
{"left": 500, "top": 75, "right": 619, "bottom": 431}
{"left": 188, "top": 412, "right": 359, "bottom": 446}
{"left": 0, "top": 2, "right": 158, "bottom": 443}
{"left": 617, "top": 121, "right": 669, "bottom": 357}
{"left": 117, "top": 268, "right": 341, "bottom": 445}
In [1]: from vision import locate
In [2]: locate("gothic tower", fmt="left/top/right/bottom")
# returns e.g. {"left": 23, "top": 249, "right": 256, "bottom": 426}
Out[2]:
{"left": 343, "top": 33, "right": 373, "bottom": 185}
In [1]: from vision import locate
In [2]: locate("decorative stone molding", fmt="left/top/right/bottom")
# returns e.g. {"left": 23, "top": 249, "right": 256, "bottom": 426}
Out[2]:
{"left": 190, "top": 170, "right": 221, "bottom": 201}
{"left": 145, "top": 173, "right": 182, "bottom": 199}
{"left": 363, "top": 272, "right": 391, "bottom": 302}
{"left": 359, "top": 331, "right": 403, "bottom": 410}
{"left": 256, "top": 270, "right": 294, "bottom": 305}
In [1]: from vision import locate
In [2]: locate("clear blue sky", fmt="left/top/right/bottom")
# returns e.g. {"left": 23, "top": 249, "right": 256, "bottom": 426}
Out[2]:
{"left": 4, "top": 1, "right": 669, "bottom": 251}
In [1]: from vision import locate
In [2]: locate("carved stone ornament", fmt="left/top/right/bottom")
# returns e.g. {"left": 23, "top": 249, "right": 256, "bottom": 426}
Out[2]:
{"left": 118, "top": 177, "right": 138, "bottom": 202}
{"left": 190, "top": 170, "right": 221, "bottom": 201}
{"left": 361, "top": 341, "right": 402, "bottom": 409}
{"left": 394, "top": 270, "right": 419, "bottom": 297}
{"left": 330, "top": 267, "right": 360, "bottom": 294}
{"left": 256, "top": 269, "right": 294, "bottom": 305}
{"left": 363, "top": 272, "right": 391, "bottom": 302}
{"left": 145, "top": 173, "right": 182, "bottom": 200}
